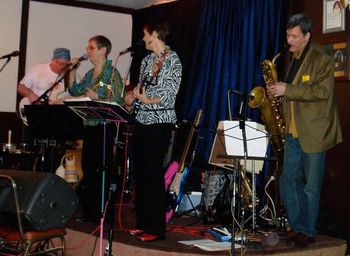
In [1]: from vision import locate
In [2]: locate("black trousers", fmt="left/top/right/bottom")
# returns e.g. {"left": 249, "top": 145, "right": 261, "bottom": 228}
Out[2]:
{"left": 133, "top": 123, "right": 173, "bottom": 236}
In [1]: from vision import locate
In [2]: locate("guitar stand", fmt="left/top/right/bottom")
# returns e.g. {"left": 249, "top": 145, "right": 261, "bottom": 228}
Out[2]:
{"left": 176, "top": 192, "right": 200, "bottom": 219}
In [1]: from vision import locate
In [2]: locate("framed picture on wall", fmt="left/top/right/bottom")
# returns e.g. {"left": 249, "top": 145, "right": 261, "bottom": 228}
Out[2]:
{"left": 323, "top": 42, "right": 349, "bottom": 80}
{"left": 323, "top": 0, "right": 346, "bottom": 34}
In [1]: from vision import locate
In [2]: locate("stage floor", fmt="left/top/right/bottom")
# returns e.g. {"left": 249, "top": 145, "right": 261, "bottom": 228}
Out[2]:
{"left": 65, "top": 203, "right": 347, "bottom": 256}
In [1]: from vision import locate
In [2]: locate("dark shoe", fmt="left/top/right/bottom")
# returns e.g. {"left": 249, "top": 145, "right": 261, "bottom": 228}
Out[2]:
{"left": 286, "top": 229, "right": 299, "bottom": 243}
{"left": 137, "top": 233, "right": 165, "bottom": 242}
{"left": 294, "top": 233, "right": 315, "bottom": 247}
{"left": 128, "top": 229, "right": 144, "bottom": 236}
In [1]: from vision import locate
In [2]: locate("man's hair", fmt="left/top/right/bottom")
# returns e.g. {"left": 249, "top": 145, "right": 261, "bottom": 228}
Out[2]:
{"left": 287, "top": 13, "right": 312, "bottom": 35}
{"left": 89, "top": 35, "right": 112, "bottom": 57}
{"left": 143, "top": 22, "right": 169, "bottom": 42}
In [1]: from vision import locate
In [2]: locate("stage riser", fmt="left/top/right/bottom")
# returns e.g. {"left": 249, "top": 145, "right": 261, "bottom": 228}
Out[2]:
{"left": 64, "top": 228, "right": 347, "bottom": 256}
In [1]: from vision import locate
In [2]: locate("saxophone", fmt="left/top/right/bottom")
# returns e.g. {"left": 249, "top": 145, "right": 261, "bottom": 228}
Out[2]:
{"left": 248, "top": 51, "right": 286, "bottom": 158}
{"left": 239, "top": 164, "right": 259, "bottom": 209}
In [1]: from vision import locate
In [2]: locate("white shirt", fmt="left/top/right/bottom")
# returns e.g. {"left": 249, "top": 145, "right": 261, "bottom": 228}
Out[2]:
{"left": 20, "top": 63, "right": 65, "bottom": 100}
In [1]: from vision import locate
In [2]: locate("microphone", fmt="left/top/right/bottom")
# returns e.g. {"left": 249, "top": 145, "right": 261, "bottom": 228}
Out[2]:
{"left": 231, "top": 89, "right": 254, "bottom": 100}
{"left": 232, "top": 89, "right": 245, "bottom": 97}
{"left": 70, "top": 54, "right": 88, "bottom": 69}
{"left": 0, "top": 51, "right": 20, "bottom": 60}
{"left": 119, "top": 40, "right": 145, "bottom": 55}
{"left": 77, "top": 54, "right": 88, "bottom": 62}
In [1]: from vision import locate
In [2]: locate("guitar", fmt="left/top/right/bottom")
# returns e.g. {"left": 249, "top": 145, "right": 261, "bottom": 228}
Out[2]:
{"left": 131, "top": 49, "right": 169, "bottom": 118}
{"left": 18, "top": 97, "right": 31, "bottom": 125}
{"left": 18, "top": 91, "right": 84, "bottom": 125}
{"left": 18, "top": 87, "right": 69, "bottom": 124}
{"left": 165, "top": 109, "right": 203, "bottom": 222}
{"left": 131, "top": 78, "right": 150, "bottom": 118}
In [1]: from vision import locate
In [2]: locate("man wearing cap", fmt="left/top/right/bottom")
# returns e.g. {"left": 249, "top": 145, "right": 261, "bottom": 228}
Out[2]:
{"left": 18, "top": 47, "right": 71, "bottom": 105}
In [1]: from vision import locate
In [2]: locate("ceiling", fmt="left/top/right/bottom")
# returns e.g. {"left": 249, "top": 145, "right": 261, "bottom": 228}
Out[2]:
{"left": 74, "top": 0, "right": 177, "bottom": 10}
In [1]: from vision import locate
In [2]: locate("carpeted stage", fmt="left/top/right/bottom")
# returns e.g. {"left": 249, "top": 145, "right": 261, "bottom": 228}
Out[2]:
{"left": 64, "top": 204, "right": 347, "bottom": 256}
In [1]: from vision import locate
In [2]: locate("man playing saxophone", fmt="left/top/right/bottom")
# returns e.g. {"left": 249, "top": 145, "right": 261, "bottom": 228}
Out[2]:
{"left": 267, "top": 13, "right": 342, "bottom": 247}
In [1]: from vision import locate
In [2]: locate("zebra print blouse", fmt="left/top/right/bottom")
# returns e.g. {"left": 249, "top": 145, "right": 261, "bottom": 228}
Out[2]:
{"left": 135, "top": 48, "right": 182, "bottom": 125}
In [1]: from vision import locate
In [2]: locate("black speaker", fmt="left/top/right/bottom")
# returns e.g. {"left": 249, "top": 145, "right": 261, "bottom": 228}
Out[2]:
{"left": 0, "top": 169, "right": 78, "bottom": 231}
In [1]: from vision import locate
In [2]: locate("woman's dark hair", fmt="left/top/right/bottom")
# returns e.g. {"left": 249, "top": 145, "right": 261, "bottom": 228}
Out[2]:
{"left": 287, "top": 13, "right": 312, "bottom": 35}
{"left": 89, "top": 35, "right": 112, "bottom": 57}
{"left": 143, "top": 22, "right": 169, "bottom": 42}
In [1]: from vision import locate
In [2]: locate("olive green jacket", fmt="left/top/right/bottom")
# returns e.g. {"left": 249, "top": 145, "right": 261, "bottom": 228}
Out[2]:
{"left": 282, "top": 42, "right": 343, "bottom": 153}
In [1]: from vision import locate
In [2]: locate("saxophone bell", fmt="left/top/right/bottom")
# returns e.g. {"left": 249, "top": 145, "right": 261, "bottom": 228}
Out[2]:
{"left": 248, "top": 48, "right": 287, "bottom": 158}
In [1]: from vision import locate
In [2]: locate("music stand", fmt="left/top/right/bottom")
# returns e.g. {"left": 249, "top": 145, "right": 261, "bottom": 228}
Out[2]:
{"left": 25, "top": 104, "right": 84, "bottom": 173}
{"left": 25, "top": 105, "right": 84, "bottom": 140}
{"left": 209, "top": 120, "right": 270, "bottom": 254}
{"left": 65, "top": 98, "right": 131, "bottom": 122}
{"left": 210, "top": 121, "right": 268, "bottom": 174}
{"left": 68, "top": 101, "right": 127, "bottom": 256}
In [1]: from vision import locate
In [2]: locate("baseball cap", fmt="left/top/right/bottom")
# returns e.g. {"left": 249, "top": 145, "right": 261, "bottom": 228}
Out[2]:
{"left": 52, "top": 48, "right": 71, "bottom": 60}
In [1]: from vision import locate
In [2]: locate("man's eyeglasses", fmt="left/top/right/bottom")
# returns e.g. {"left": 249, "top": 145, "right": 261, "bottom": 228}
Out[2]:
{"left": 54, "top": 59, "right": 70, "bottom": 66}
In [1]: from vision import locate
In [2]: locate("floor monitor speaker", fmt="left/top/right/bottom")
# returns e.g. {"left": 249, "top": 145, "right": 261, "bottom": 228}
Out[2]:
{"left": 0, "top": 169, "right": 78, "bottom": 231}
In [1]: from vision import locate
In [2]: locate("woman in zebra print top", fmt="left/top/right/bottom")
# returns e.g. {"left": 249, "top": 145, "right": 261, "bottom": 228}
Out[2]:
{"left": 127, "top": 21, "right": 182, "bottom": 242}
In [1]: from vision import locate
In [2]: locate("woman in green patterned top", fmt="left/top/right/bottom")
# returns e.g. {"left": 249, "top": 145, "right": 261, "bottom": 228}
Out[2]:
{"left": 68, "top": 35, "right": 125, "bottom": 222}
{"left": 68, "top": 35, "right": 124, "bottom": 105}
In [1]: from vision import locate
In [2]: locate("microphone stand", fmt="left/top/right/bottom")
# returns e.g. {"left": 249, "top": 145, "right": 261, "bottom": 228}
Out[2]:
{"left": 120, "top": 51, "right": 134, "bottom": 98}
{"left": 230, "top": 90, "right": 250, "bottom": 256}
{"left": 0, "top": 57, "right": 12, "bottom": 73}
{"left": 32, "top": 64, "right": 77, "bottom": 105}
{"left": 105, "top": 183, "right": 117, "bottom": 256}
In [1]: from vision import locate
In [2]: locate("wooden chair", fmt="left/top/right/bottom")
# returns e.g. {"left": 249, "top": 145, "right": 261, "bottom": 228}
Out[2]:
{"left": 0, "top": 174, "right": 66, "bottom": 255}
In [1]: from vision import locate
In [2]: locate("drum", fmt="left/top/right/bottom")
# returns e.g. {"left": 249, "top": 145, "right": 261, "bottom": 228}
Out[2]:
{"left": 1, "top": 143, "right": 36, "bottom": 171}
{"left": 2, "top": 143, "right": 16, "bottom": 152}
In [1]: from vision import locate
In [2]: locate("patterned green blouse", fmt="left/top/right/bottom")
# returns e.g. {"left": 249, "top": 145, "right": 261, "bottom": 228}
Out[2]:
{"left": 69, "top": 60, "right": 124, "bottom": 105}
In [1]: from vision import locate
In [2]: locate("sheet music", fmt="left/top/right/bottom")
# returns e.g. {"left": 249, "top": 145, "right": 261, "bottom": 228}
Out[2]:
{"left": 209, "top": 120, "right": 269, "bottom": 173}
{"left": 64, "top": 96, "right": 92, "bottom": 102}
{"left": 93, "top": 100, "right": 129, "bottom": 115}
{"left": 223, "top": 121, "right": 268, "bottom": 158}
{"left": 178, "top": 239, "right": 241, "bottom": 251}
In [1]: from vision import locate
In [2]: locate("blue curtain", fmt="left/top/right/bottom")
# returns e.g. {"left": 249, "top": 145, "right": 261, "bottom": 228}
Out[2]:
{"left": 182, "top": 0, "right": 287, "bottom": 160}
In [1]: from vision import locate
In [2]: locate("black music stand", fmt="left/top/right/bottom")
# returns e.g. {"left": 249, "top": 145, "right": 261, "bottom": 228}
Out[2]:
{"left": 25, "top": 105, "right": 84, "bottom": 140}
{"left": 24, "top": 104, "right": 84, "bottom": 173}
{"left": 209, "top": 120, "right": 270, "bottom": 255}
{"left": 68, "top": 100, "right": 127, "bottom": 256}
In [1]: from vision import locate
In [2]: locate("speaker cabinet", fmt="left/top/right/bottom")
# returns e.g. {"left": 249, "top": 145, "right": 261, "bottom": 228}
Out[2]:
{"left": 0, "top": 169, "right": 78, "bottom": 231}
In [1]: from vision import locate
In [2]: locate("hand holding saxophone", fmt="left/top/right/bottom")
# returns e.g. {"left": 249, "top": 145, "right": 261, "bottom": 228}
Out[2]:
{"left": 267, "top": 82, "right": 286, "bottom": 97}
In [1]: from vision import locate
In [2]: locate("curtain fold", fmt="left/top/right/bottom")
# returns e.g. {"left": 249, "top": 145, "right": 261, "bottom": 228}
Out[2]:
{"left": 182, "top": 0, "right": 287, "bottom": 160}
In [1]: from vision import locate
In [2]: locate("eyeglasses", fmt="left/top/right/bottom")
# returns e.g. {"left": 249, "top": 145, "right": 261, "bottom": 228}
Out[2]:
{"left": 86, "top": 46, "right": 97, "bottom": 51}
{"left": 54, "top": 59, "right": 70, "bottom": 66}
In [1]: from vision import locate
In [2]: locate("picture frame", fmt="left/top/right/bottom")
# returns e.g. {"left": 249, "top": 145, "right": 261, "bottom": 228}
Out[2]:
{"left": 323, "top": 0, "right": 346, "bottom": 34}
{"left": 323, "top": 42, "right": 349, "bottom": 80}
